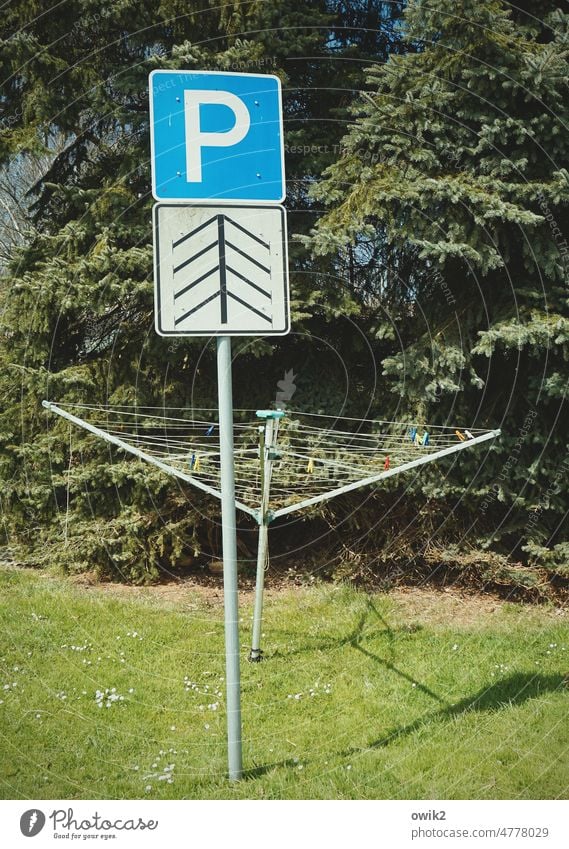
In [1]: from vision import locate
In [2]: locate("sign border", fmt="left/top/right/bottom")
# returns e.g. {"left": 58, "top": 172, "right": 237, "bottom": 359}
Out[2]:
{"left": 153, "top": 202, "right": 290, "bottom": 337}
{"left": 149, "top": 70, "right": 286, "bottom": 204}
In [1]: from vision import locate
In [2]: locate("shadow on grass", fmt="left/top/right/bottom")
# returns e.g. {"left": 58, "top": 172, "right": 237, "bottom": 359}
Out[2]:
{"left": 243, "top": 758, "right": 299, "bottom": 779}
{"left": 253, "top": 598, "right": 566, "bottom": 775}
{"left": 345, "top": 671, "right": 566, "bottom": 756}
{"left": 271, "top": 597, "right": 447, "bottom": 703}
{"left": 344, "top": 600, "right": 566, "bottom": 752}
{"left": 349, "top": 599, "right": 449, "bottom": 704}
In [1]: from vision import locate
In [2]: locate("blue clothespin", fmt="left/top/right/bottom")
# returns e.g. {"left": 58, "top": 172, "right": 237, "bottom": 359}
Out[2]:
{"left": 189, "top": 453, "right": 196, "bottom": 470}
{"left": 422, "top": 431, "right": 429, "bottom": 446}
{"left": 205, "top": 424, "right": 215, "bottom": 436}
{"left": 409, "top": 427, "right": 417, "bottom": 442}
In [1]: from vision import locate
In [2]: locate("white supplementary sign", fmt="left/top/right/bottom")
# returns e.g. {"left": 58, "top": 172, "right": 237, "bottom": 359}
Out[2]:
{"left": 153, "top": 204, "right": 290, "bottom": 336}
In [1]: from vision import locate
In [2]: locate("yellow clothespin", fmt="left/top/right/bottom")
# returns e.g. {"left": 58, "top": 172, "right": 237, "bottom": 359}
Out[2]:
{"left": 455, "top": 430, "right": 466, "bottom": 441}
{"left": 194, "top": 456, "right": 201, "bottom": 472}
{"left": 307, "top": 458, "right": 315, "bottom": 474}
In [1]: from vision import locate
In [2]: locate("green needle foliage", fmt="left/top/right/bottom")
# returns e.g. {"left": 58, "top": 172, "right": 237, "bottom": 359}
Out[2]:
{"left": 0, "top": 1, "right": 410, "bottom": 581}
{"left": 308, "top": 0, "right": 569, "bottom": 572}
{"left": 1, "top": 1, "right": 567, "bottom": 589}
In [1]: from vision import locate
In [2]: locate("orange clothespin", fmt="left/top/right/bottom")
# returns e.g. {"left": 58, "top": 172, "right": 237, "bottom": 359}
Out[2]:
{"left": 384, "top": 456, "right": 390, "bottom": 470}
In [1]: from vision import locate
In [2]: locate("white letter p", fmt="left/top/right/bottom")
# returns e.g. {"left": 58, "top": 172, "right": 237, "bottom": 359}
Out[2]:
{"left": 184, "top": 90, "right": 250, "bottom": 183}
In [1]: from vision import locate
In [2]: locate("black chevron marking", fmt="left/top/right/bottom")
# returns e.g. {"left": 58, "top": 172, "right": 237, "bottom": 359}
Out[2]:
{"left": 174, "top": 265, "right": 220, "bottom": 300}
{"left": 173, "top": 240, "right": 217, "bottom": 274}
{"left": 224, "top": 217, "right": 270, "bottom": 251}
{"left": 226, "top": 265, "right": 271, "bottom": 299}
{"left": 172, "top": 214, "right": 218, "bottom": 250}
{"left": 175, "top": 290, "right": 220, "bottom": 325}
{"left": 227, "top": 290, "right": 272, "bottom": 323}
{"left": 225, "top": 240, "right": 271, "bottom": 275}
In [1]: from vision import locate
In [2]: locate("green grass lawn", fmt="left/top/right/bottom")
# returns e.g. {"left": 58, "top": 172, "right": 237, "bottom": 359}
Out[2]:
{"left": 0, "top": 567, "right": 567, "bottom": 800}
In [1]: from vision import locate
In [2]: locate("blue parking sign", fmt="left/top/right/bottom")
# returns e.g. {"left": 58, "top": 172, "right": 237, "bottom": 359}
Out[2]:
{"left": 149, "top": 70, "right": 285, "bottom": 203}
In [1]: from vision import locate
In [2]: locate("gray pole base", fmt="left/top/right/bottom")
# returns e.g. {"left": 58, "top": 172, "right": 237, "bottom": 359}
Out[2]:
{"left": 248, "top": 648, "right": 264, "bottom": 663}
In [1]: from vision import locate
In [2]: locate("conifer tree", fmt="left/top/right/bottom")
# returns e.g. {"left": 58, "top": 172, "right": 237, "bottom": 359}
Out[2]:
{"left": 0, "top": 1, "right": 405, "bottom": 579}
{"left": 309, "top": 0, "right": 569, "bottom": 567}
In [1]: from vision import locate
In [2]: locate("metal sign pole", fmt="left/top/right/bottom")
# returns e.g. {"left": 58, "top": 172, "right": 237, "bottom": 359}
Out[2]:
{"left": 216, "top": 335, "right": 243, "bottom": 781}
{"left": 150, "top": 69, "right": 287, "bottom": 779}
